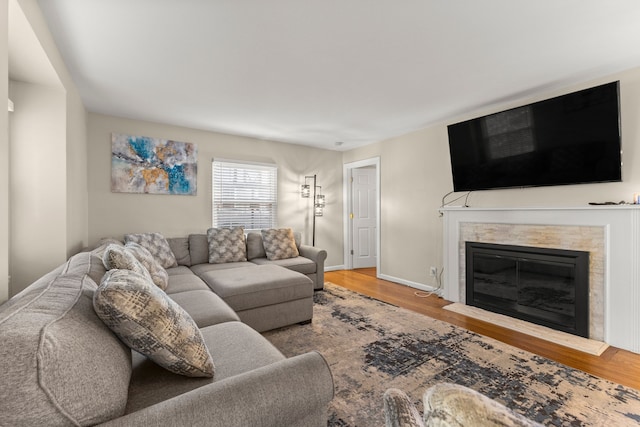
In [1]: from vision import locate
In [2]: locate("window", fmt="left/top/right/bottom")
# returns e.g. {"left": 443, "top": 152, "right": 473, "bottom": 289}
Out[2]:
{"left": 212, "top": 159, "right": 278, "bottom": 230}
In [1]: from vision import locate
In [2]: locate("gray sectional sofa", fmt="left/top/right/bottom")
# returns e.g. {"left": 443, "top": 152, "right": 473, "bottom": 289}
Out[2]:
{"left": 165, "top": 231, "right": 327, "bottom": 332}
{"left": 0, "top": 230, "right": 333, "bottom": 426}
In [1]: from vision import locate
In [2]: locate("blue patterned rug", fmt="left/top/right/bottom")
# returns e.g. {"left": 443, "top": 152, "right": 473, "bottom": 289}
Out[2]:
{"left": 263, "top": 283, "right": 640, "bottom": 426}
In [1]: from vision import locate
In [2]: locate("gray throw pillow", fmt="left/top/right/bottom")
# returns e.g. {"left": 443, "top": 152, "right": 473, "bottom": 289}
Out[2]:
{"left": 102, "top": 244, "right": 153, "bottom": 282}
{"left": 207, "top": 227, "right": 247, "bottom": 264}
{"left": 261, "top": 228, "right": 300, "bottom": 260}
{"left": 93, "top": 269, "right": 214, "bottom": 378}
{"left": 125, "top": 242, "right": 169, "bottom": 290}
{"left": 124, "top": 232, "right": 178, "bottom": 269}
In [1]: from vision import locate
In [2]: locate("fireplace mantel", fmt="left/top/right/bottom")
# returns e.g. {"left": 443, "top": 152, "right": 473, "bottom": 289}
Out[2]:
{"left": 441, "top": 205, "right": 640, "bottom": 354}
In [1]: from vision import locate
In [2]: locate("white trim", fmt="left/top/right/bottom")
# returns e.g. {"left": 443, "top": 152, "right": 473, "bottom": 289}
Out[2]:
{"left": 324, "top": 264, "right": 346, "bottom": 272}
{"left": 211, "top": 157, "right": 277, "bottom": 169}
{"left": 441, "top": 205, "right": 640, "bottom": 354}
{"left": 343, "top": 157, "right": 381, "bottom": 274}
{"left": 377, "top": 273, "right": 440, "bottom": 293}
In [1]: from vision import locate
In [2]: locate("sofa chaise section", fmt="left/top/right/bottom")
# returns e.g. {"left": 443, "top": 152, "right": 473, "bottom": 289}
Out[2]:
{"left": 198, "top": 264, "right": 314, "bottom": 332}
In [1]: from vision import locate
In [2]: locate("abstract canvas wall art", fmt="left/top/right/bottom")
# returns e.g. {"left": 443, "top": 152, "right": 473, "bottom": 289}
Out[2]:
{"left": 111, "top": 133, "right": 197, "bottom": 195}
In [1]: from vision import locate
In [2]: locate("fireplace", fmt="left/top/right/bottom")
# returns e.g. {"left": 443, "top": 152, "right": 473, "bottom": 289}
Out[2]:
{"left": 466, "top": 242, "right": 589, "bottom": 338}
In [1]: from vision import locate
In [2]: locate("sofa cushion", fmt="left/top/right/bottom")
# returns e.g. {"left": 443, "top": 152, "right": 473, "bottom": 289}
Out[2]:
{"left": 246, "top": 232, "right": 267, "bottom": 260}
{"left": 125, "top": 241, "right": 169, "bottom": 290}
{"left": 125, "top": 321, "right": 284, "bottom": 413}
{"left": 190, "top": 261, "right": 256, "bottom": 276}
{"left": 165, "top": 272, "right": 211, "bottom": 294}
{"left": 167, "top": 237, "right": 191, "bottom": 266}
{"left": 94, "top": 269, "right": 214, "bottom": 378}
{"left": 124, "top": 232, "right": 178, "bottom": 268}
{"left": 102, "top": 243, "right": 153, "bottom": 282}
{"left": 169, "top": 290, "right": 241, "bottom": 327}
{"left": 261, "top": 228, "right": 300, "bottom": 260}
{"left": 189, "top": 233, "right": 209, "bottom": 265}
{"left": 199, "top": 265, "right": 313, "bottom": 312}
{"left": 166, "top": 265, "right": 195, "bottom": 276}
{"left": 0, "top": 253, "right": 132, "bottom": 427}
{"left": 82, "top": 244, "right": 111, "bottom": 284}
{"left": 207, "top": 227, "right": 247, "bottom": 264}
{"left": 250, "top": 256, "right": 317, "bottom": 275}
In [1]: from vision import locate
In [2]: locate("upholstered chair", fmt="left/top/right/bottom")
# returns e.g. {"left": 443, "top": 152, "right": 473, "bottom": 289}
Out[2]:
{"left": 383, "top": 383, "right": 543, "bottom": 427}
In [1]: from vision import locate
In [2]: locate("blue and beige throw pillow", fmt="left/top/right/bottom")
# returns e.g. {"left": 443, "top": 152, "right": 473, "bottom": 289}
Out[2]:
{"left": 207, "top": 227, "right": 247, "bottom": 264}
{"left": 93, "top": 269, "right": 214, "bottom": 378}
{"left": 261, "top": 228, "right": 299, "bottom": 260}
{"left": 124, "top": 232, "right": 178, "bottom": 269}
{"left": 125, "top": 242, "right": 169, "bottom": 290}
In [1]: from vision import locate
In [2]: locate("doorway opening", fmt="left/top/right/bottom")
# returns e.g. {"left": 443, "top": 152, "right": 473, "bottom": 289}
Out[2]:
{"left": 343, "top": 158, "right": 380, "bottom": 273}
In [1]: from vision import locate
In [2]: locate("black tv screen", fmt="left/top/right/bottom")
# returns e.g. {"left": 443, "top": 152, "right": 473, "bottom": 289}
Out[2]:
{"left": 447, "top": 81, "right": 622, "bottom": 192}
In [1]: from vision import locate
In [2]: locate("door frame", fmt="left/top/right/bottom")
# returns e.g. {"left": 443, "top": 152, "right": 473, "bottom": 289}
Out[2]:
{"left": 343, "top": 157, "right": 381, "bottom": 272}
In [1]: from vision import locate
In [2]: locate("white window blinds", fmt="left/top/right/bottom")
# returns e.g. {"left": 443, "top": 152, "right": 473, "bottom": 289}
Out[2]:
{"left": 212, "top": 159, "right": 278, "bottom": 230}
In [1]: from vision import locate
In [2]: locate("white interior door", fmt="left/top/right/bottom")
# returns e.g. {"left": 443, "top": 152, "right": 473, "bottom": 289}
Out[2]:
{"left": 351, "top": 167, "right": 377, "bottom": 268}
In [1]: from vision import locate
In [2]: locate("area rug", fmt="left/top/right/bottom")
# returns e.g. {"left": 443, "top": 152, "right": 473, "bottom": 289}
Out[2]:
{"left": 263, "top": 283, "right": 640, "bottom": 426}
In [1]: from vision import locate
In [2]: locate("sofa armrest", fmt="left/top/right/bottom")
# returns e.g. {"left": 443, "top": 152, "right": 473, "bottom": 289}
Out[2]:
{"left": 99, "top": 351, "right": 334, "bottom": 427}
{"left": 298, "top": 245, "right": 327, "bottom": 289}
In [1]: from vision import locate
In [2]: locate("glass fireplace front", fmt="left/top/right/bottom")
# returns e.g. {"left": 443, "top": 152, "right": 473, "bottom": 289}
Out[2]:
{"left": 466, "top": 242, "right": 589, "bottom": 337}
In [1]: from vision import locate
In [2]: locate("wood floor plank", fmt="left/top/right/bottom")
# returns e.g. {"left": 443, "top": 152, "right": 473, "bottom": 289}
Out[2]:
{"left": 325, "top": 268, "right": 640, "bottom": 390}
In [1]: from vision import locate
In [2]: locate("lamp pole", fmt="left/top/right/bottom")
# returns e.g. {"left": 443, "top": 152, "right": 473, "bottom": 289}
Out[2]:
{"left": 312, "top": 174, "right": 316, "bottom": 247}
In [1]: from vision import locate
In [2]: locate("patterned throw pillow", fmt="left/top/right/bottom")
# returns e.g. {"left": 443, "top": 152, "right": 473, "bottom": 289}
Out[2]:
{"left": 207, "top": 227, "right": 247, "bottom": 264}
{"left": 125, "top": 242, "right": 169, "bottom": 290}
{"left": 93, "top": 269, "right": 214, "bottom": 378}
{"left": 124, "top": 232, "right": 178, "bottom": 269}
{"left": 102, "top": 244, "right": 153, "bottom": 282}
{"left": 261, "top": 228, "right": 300, "bottom": 260}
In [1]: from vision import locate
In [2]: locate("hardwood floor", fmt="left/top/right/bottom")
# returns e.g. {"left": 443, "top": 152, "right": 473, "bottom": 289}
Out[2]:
{"left": 325, "top": 268, "right": 640, "bottom": 391}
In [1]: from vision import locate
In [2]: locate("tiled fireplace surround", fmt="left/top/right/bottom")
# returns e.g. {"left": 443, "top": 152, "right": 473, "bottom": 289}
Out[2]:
{"left": 441, "top": 206, "right": 640, "bottom": 354}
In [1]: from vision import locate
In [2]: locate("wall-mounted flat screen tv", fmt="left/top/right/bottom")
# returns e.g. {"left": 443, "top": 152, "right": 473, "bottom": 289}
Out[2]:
{"left": 447, "top": 81, "right": 622, "bottom": 192}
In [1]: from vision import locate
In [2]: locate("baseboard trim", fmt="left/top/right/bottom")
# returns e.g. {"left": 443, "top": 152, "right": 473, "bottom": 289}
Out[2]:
{"left": 377, "top": 273, "right": 441, "bottom": 294}
{"left": 324, "top": 265, "right": 345, "bottom": 272}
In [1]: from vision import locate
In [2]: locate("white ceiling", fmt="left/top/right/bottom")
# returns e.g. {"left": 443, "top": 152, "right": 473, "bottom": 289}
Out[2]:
{"left": 36, "top": 0, "right": 640, "bottom": 151}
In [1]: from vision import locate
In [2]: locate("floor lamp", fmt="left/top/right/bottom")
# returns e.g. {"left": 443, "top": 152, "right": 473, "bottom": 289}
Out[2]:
{"left": 301, "top": 175, "right": 325, "bottom": 246}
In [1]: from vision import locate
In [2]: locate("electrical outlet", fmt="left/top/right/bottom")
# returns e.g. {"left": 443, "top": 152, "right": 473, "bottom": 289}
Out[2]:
{"left": 430, "top": 267, "right": 437, "bottom": 277}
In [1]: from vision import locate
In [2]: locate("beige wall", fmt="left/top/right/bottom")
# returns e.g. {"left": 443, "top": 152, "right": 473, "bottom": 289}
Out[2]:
{"left": 9, "top": 81, "right": 67, "bottom": 293}
{"left": 0, "top": 0, "right": 9, "bottom": 303}
{"left": 87, "top": 114, "right": 344, "bottom": 267}
{"left": 15, "top": 0, "right": 89, "bottom": 258}
{"left": 343, "top": 128, "right": 451, "bottom": 287}
{"left": 3, "top": 0, "right": 88, "bottom": 297}
{"left": 343, "top": 66, "right": 640, "bottom": 289}
{"left": 65, "top": 85, "right": 89, "bottom": 257}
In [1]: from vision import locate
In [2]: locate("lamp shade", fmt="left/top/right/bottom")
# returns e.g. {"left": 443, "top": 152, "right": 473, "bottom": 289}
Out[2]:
{"left": 301, "top": 184, "right": 311, "bottom": 198}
